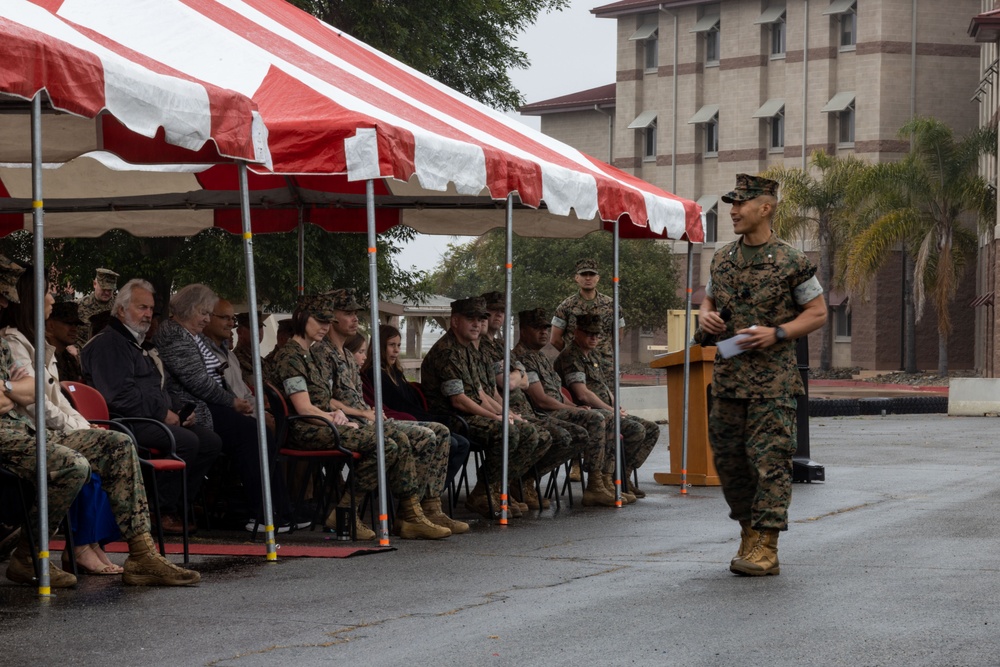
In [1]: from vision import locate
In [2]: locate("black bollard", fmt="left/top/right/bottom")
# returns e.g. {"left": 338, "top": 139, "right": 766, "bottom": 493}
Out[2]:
{"left": 793, "top": 336, "right": 825, "bottom": 482}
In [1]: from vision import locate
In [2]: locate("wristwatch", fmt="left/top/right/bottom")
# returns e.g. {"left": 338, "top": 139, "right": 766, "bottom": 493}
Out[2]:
{"left": 774, "top": 326, "right": 788, "bottom": 342}
{"left": 3, "top": 379, "right": 13, "bottom": 395}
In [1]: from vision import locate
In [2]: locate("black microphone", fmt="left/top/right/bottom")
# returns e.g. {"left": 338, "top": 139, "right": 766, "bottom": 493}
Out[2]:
{"left": 697, "top": 307, "right": 731, "bottom": 347}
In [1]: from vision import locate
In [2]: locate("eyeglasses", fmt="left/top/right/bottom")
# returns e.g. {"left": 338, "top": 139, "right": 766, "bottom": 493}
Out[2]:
{"left": 212, "top": 313, "right": 236, "bottom": 323}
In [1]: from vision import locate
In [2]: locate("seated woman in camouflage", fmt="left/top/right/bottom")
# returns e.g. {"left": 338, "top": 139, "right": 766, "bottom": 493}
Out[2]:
{"left": 266, "top": 295, "right": 450, "bottom": 541}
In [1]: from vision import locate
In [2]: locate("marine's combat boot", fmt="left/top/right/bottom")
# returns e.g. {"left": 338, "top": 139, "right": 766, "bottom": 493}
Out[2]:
{"left": 327, "top": 495, "right": 376, "bottom": 540}
{"left": 464, "top": 480, "right": 496, "bottom": 519}
{"left": 730, "top": 529, "right": 780, "bottom": 576}
{"left": 494, "top": 483, "right": 522, "bottom": 518}
{"left": 604, "top": 473, "right": 635, "bottom": 504}
{"left": 624, "top": 468, "right": 646, "bottom": 498}
{"left": 5, "top": 537, "right": 77, "bottom": 588}
{"left": 421, "top": 497, "right": 469, "bottom": 534}
{"left": 731, "top": 520, "right": 759, "bottom": 566}
{"left": 582, "top": 472, "right": 618, "bottom": 507}
{"left": 122, "top": 532, "right": 201, "bottom": 586}
{"left": 396, "top": 497, "right": 451, "bottom": 540}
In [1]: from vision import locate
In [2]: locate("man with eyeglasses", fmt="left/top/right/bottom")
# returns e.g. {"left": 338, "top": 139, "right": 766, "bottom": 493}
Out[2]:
{"left": 204, "top": 299, "right": 256, "bottom": 413}
{"left": 554, "top": 314, "right": 658, "bottom": 502}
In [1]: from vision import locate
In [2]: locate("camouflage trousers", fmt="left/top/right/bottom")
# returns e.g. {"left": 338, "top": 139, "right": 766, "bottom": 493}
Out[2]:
{"left": 525, "top": 414, "right": 585, "bottom": 476}
{"left": 620, "top": 415, "right": 658, "bottom": 474}
{"left": 462, "top": 415, "right": 546, "bottom": 483}
{"left": 388, "top": 420, "right": 450, "bottom": 500}
{"left": 708, "top": 396, "right": 797, "bottom": 531}
{"left": 0, "top": 425, "right": 150, "bottom": 540}
{"left": 289, "top": 419, "right": 419, "bottom": 499}
{"left": 547, "top": 407, "right": 614, "bottom": 474}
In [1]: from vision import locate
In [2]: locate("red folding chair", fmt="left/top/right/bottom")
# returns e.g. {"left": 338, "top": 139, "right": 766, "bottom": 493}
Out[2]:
{"left": 61, "top": 381, "right": 190, "bottom": 563}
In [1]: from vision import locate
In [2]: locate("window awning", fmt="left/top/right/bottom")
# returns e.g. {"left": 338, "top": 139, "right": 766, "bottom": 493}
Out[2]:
{"left": 629, "top": 21, "right": 659, "bottom": 41}
{"left": 752, "top": 98, "right": 785, "bottom": 118}
{"left": 822, "top": 91, "right": 856, "bottom": 113}
{"left": 627, "top": 110, "right": 658, "bottom": 129}
{"left": 688, "top": 104, "right": 720, "bottom": 125}
{"left": 690, "top": 14, "right": 720, "bottom": 33}
{"left": 822, "top": 0, "right": 856, "bottom": 16}
{"left": 697, "top": 194, "right": 719, "bottom": 212}
{"left": 827, "top": 290, "right": 848, "bottom": 307}
{"left": 755, "top": 3, "right": 787, "bottom": 25}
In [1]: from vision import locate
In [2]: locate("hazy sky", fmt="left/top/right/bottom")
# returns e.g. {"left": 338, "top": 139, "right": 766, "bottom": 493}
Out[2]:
{"left": 394, "top": 0, "right": 617, "bottom": 276}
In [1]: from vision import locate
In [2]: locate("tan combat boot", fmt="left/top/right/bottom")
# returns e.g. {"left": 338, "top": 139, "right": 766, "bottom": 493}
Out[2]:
{"left": 327, "top": 494, "right": 376, "bottom": 540}
{"left": 5, "top": 538, "right": 77, "bottom": 588}
{"left": 464, "top": 479, "right": 497, "bottom": 519}
{"left": 511, "top": 480, "right": 549, "bottom": 511}
{"left": 568, "top": 460, "right": 582, "bottom": 482}
{"left": 421, "top": 497, "right": 469, "bottom": 534}
{"left": 730, "top": 529, "right": 780, "bottom": 576}
{"left": 582, "top": 472, "right": 618, "bottom": 507}
{"left": 396, "top": 497, "right": 451, "bottom": 539}
{"left": 624, "top": 469, "right": 646, "bottom": 498}
{"left": 497, "top": 483, "right": 522, "bottom": 518}
{"left": 731, "top": 520, "right": 759, "bottom": 566}
{"left": 604, "top": 473, "right": 635, "bottom": 504}
{"left": 122, "top": 532, "right": 201, "bottom": 586}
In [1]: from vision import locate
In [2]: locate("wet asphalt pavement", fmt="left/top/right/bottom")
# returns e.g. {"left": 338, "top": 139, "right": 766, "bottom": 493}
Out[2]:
{"left": 3, "top": 415, "right": 1000, "bottom": 666}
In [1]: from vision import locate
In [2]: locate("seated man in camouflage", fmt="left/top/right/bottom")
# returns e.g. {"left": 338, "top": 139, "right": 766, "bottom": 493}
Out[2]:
{"left": 0, "top": 255, "right": 199, "bottom": 588}
{"left": 554, "top": 314, "right": 659, "bottom": 500}
{"left": 420, "top": 297, "right": 543, "bottom": 520}
{"left": 478, "top": 292, "right": 578, "bottom": 512}
{"left": 318, "top": 288, "right": 460, "bottom": 537}
{"left": 513, "top": 308, "right": 619, "bottom": 507}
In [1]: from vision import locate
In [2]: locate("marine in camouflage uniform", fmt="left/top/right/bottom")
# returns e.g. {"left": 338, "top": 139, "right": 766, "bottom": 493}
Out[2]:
{"left": 420, "top": 297, "right": 543, "bottom": 517}
{"left": 554, "top": 315, "right": 659, "bottom": 481}
{"left": 514, "top": 308, "right": 615, "bottom": 481}
{"left": 701, "top": 173, "right": 827, "bottom": 577}
{"left": 551, "top": 259, "right": 624, "bottom": 382}
{"left": 75, "top": 268, "right": 119, "bottom": 347}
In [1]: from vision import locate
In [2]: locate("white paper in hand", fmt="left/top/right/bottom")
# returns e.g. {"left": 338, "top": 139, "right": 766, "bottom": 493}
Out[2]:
{"left": 717, "top": 334, "right": 752, "bottom": 359}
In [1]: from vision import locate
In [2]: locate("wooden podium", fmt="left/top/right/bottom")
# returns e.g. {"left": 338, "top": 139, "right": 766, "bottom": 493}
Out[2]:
{"left": 650, "top": 345, "right": 720, "bottom": 486}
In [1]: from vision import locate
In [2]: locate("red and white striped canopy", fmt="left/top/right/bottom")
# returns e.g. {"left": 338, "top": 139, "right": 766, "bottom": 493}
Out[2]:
{"left": 0, "top": 0, "right": 703, "bottom": 242}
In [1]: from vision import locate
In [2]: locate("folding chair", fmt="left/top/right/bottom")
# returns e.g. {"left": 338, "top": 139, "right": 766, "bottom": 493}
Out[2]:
{"left": 262, "top": 382, "right": 363, "bottom": 540}
{"left": 61, "top": 381, "right": 190, "bottom": 563}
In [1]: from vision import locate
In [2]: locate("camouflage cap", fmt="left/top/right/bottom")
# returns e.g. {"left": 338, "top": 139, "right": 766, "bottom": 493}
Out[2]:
{"left": 518, "top": 308, "right": 550, "bottom": 330}
{"left": 95, "top": 268, "right": 120, "bottom": 290}
{"left": 576, "top": 314, "right": 603, "bottom": 334}
{"left": 0, "top": 254, "right": 25, "bottom": 304}
{"left": 575, "top": 258, "right": 599, "bottom": 275}
{"left": 481, "top": 291, "right": 505, "bottom": 311}
{"left": 236, "top": 311, "right": 267, "bottom": 328}
{"left": 327, "top": 287, "right": 365, "bottom": 312}
{"left": 720, "top": 173, "right": 779, "bottom": 204}
{"left": 451, "top": 296, "right": 488, "bottom": 319}
{"left": 49, "top": 301, "right": 86, "bottom": 325}
{"left": 276, "top": 317, "right": 294, "bottom": 334}
{"left": 297, "top": 294, "right": 335, "bottom": 323}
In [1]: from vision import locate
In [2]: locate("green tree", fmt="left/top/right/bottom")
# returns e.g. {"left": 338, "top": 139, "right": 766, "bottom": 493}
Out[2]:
{"left": 762, "top": 151, "right": 871, "bottom": 371}
{"left": 844, "top": 117, "right": 996, "bottom": 376}
{"left": 0, "top": 225, "right": 427, "bottom": 312}
{"left": 289, "top": 0, "right": 569, "bottom": 111}
{"left": 430, "top": 230, "right": 682, "bottom": 331}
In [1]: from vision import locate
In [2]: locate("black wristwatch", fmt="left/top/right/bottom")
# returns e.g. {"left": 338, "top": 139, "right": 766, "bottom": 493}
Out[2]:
{"left": 774, "top": 326, "right": 788, "bottom": 342}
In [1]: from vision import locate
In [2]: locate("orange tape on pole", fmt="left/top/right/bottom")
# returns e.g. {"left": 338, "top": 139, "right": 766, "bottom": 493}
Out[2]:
{"left": 368, "top": 247, "right": 377, "bottom": 253}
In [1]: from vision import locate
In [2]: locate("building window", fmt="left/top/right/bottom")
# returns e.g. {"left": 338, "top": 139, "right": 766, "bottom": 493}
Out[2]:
{"left": 688, "top": 105, "right": 720, "bottom": 157}
{"left": 823, "top": 0, "right": 857, "bottom": 50}
{"left": 833, "top": 305, "right": 852, "bottom": 338}
{"left": 771, "top": 16, "right": 787, "bottom": 56}
{"left": 691, "top": 6, "right": 721, "bottom": 66}
{"left": 628, "top": 110, "right": 657, "bottom": 162}
{"left": 755, "top": 4, "right": 787, "bottom": 57}
{"left": 697, "top": 195, "right": 719, "bottom": 243}
{"left": 771, "top": 112, "right": 785, "bottom": 149}
{"left": 752, "top": 99, "right": 785, "bottom": 151}
{"left": 838, "top": 103, "right": 855, "bottom": 145}
{"left": 630, "top": 16, "right": 659, "bottom": 72}
{"left": 822, "top": 91, "right": 856, "bottom": 147}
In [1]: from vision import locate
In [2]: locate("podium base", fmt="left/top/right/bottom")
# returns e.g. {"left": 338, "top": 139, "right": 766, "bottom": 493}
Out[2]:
{"left": 654, "top": 472, "right": 721, "bottom": 487}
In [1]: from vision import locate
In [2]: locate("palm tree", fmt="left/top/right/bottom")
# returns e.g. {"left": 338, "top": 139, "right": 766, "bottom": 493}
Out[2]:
{"left": 762, "top": 151, "right": 870, "bottom": 371}
{"left": 844, "top": 117, "right": 996, "bottom": 377}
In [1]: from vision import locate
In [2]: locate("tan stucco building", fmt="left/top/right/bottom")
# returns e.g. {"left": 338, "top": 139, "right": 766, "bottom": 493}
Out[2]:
{"left": 524, "top": 0, "right": 984, "bottom": 371}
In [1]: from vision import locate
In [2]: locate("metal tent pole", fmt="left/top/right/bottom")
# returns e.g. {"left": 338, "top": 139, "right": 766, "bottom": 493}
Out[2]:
{"left": 680, "top": 241, "right": 695, "bottom": 495}
{"left": 297, "top": 207, "right": 306, "bottom": 297}
{"left": 612, "top": 219, "right": 623, "bottom": 506}
{"left": 499, "top": 195, "right": 513, "bottom": 525}
{"left": 366, "top": 179, "right": 391, "bottom": 544}
{"left": 30, "top": 94, "right": 52, "bottom": 596}
{"left": 236, "top": 161, "right": 277, "bottom": 561}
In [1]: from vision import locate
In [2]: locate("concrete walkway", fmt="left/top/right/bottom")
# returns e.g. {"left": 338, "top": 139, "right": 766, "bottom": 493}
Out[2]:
{"left": 3, "top": 415, "right": 999, "bottom": 666}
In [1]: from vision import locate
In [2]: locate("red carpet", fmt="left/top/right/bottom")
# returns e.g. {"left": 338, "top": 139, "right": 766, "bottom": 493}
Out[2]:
{"left": 49, "top": 540, "right": 394, "bottom": 559}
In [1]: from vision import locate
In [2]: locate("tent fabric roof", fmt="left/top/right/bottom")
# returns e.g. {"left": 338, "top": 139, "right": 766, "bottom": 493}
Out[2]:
{"left": 0, "top": 0, "right": 703, "bottom": 243}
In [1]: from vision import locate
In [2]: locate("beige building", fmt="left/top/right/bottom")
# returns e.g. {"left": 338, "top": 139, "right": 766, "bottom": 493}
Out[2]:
{"left": 523, "top": 0, "right": 983, "bottom": 371}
